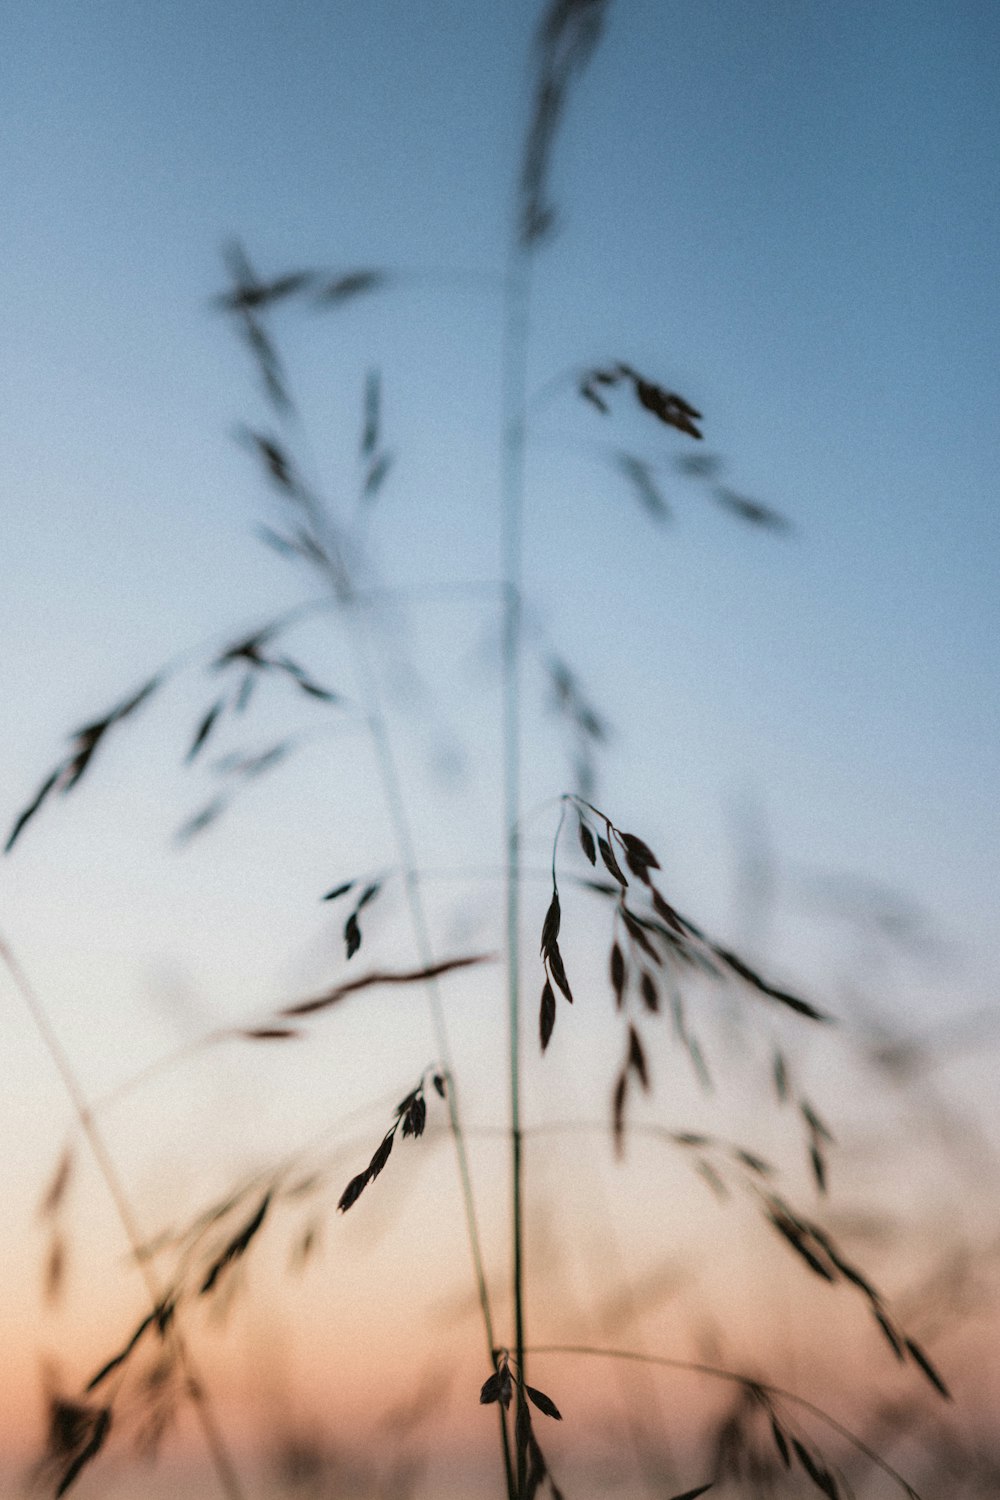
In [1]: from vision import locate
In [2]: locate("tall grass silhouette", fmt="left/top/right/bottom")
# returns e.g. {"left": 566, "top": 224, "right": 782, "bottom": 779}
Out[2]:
{"left": 5, "top": 3, "right": 982, "bottom": 1498}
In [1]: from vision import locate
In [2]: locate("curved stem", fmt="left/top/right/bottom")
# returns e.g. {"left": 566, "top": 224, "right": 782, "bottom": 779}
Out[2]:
{"left": 525, "top": 1344, "right": 922, "bottom": 1499}
{"left": 0, "top": 937, "right": 247, "bottom": 1500}
{"left": 268, "top": 377, "right": 515, "bottom": 1497}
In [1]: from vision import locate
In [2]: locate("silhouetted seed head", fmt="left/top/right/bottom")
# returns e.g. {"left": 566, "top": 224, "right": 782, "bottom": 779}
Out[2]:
{"left": 54, "top": 1406, "right": 112, "bottom": 1498}
{"left": 615, "top": 452, "right": 671, "bottom": 522}
{"left": 609, "top": 941, "right": 626, "bottom": 1009}
{"left": 362, "top": 451, "right": 394, "bottom": 502}
{"left": 200, "top": 1192, "right": 271, "bottom": 1295}
{"left": 546, "top": 941, "right": 573, "bottom": 1003}
{"left": 770, "top": 1416, "right": 792, "bottom": 1468}
{"left": 368, "top": 1132, "right": 394, "bottom": 1180}
{"left": 526, "top": 1384, "right": 562, "bottom": 1420}
{"left": 713, "top": 485, "right": 791, "bottom": 532}
{"left": 904, "top": 1338, "right": 951, "bottom": 1399}
{"left": 791, "top": 1439, "right": 840, "bottom": 1500}
{"left": 597, "top": 835, "right": 626, "bottom": 886}
{"left": 612, "top": 1068, "right": 628, "bottom": 1154}
{"left": 540, "top": 891, "right": 561, "bottom": 953}
{"left": 676, "top": 451, "right": 722, "bottom": 480}
{"left": 186, "top": 699, "right": 226, "bottom": 763}
{"left": 39, "top": 1147, "right": 73, "bottom": 1219}
{"left": 44, "top": 1233, "right": 66, "bottom": 1304}
{"left": 539, "top": 979, "right": 556, "bottom": 1051}
{"left": 318, "top": 269, "right": 389, "bottom": 304}
{"left": 337, "top": 1171, "right": 370, "bottom": 1214}
{"left": 400, "top": 1094, "right": 427, "bottom": 1139}
{"left": 627, "top": 1025, "right": 649, "bottom": 1090}
{"left": 619, "top": 831, "right": 659, "bottom": 880}
{"left": 772, "top": 1049, "right": 789, "bottom": 1102}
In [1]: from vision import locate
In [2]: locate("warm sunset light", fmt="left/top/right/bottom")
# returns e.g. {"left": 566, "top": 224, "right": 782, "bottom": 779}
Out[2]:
{"left": 4, "top": 3, "right": 999, "bottom": 1498}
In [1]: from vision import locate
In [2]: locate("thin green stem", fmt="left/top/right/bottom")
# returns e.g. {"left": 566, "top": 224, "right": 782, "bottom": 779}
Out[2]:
{"left": 500, "top": 231, "right": 532, "bottom": 1498}
{"left": 271, "top": 388, "right": 514, "bottom": 1499}
{"left": 0, "top": 937, "right": 247, "bottom": 1500}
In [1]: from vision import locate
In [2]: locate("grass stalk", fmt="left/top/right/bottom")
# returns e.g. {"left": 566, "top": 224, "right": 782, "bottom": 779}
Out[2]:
{"left": 269, "top": 400, "right": 516, "bottom": 1497}
{"left": 500, "top": 229, "right": 533, "bottom": 1496}
{"left": 526, "top": 1344, "right": 925, "bottom": 1500}
{"left": 0, "top": 936, "right": 247, "bottom": 1500}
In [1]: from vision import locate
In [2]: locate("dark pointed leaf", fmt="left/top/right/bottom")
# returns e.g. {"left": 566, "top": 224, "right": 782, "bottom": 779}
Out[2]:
{"left": 200, "top": 1192, "right": 272, "bottom": 1294}
{"left": 597, "top": 835, "right": 627, "bottom": 886}
{"left": 791, "top": 1440, "right": 840, "bottom": 1499}
{"left": 337, "top": 1170, "right": 370, "bottom": 1213}
{"left": 176, "top": 796, "right": 228, "bottom": 842}
{"left": 676, "top": 451, "right": 722, "bottom": 479}
{"left": 367, "top": 1131, "right": 394, "bottom": 1181}
{"left": 625, "top": 369, "right": 703, "bottom": 439}
{"left": 539, "top": 979, "right": 556, "bottom": 1052}
{"left": 650, "top": 890, "right": 683, "bottom": 935}
{"left": 318, "top": 269, "right": 389, "bottom": 304}
{"left": 615, "top": 452, "right": 671, "bottom": 522}
{"left": 773, "top": 1049, "right": 789, "bottom": 1102}
{"left": 401, "top": 1095, "right": 427, "bottom": 1139}
{"left": 801, "top": 1099, "right": 835, "bottom": 1143}
{"left": 216, "top": 270, "right": 315, "bottom": 312}
{"left": 713, "top": 946, "right": 828, "bottom": 1022}
{"left": 355, "top": 880, "right": 381, "bottom": 911}
{"left": 874, "top": 1310, "right": 905, "bottom": 1360}
{"left": 612, "top": 1068, "right": 628, "bottom": 1154}
{"left": 55, "top": 1408, "right": 112, "bottom": 1498}
{"left": 620, "top": 831, "right": 660, "bottom": 878}
{"left": 714, "top": 485, "right": 791, "bottom": 532}
{"left": 525, "top": 1385, "right": 562, "bottom": 1420}
{"left": 609, "top": 941, "right": 627, "bottom": 1009}
{"left": 579, "top": 379, "right": 609, "bottom": 413}
{"left": 628, "top": 1025, "right": 649, "bottom": 1090}
{"left": 546, "top": 941, "right": 573, "bottom": 1003}
{"left": 186, "top": 699, "right": 226, "bottom": 763}
{"left": 362, "top": 451, "right": 394, "bottom": 501}
{"left": 39, "top": 1147, "right": 74, "bottom": 1219}
{"left": 344, "top": 912, "right": 362, "bottom": 960}
{"left": 540, "top": 890, "right": 561, "bottom": 953}
{"left": 621, "top": 907, "right": 660, "bottom": 963}
{"left": 904, "top": 1338, "right": 951, "bottom": 1399}
{"left": 361, "top": 370, "right": 380, "bottom": 456}
{"left": 766, "top": 1212, "right": 835, "bottom": 1282}
{"left": 770, "top": 1417, "right": 791, "bottom": 1468}
{"left": 5, "top": 766, "right": 65, "bottom": 852}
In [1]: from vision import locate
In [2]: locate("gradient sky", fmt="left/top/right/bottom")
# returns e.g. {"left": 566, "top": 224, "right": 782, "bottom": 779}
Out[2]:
{"left": 3, "top": 0, "right": 999, "bottom": 1489}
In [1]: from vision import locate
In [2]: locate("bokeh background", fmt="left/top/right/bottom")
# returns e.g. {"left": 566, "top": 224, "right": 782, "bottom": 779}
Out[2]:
{"left": 3, "top": 1, "right": 999, "bottom": 1495}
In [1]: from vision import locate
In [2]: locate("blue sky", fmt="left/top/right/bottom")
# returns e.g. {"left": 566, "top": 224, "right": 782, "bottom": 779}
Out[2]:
{"left": 7, "top": 0, "right": 997, "bottom": 945}
{"left": 2, "top": 0, "right": 999, "bottom": 1462}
